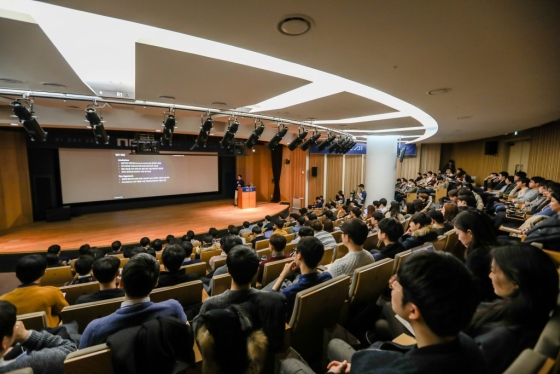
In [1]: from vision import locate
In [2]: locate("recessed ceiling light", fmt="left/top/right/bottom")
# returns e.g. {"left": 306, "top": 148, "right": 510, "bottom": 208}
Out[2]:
{"left": 278, "top": 17, "right": 311, "bottom": 36}
{"left": 156, "top": 129, "right": 161, "bottom": 132}
{"left": 338, "top": 124, "right": 348, "bottom": 127}
{"left": 457, "top": 116, "right": 472, "bottom": 120}
{"left": 158, "top": 95, "right": 175, "bottom": 100}
{"left": 10, "top": 123, "right": 19, "bottom": 126}
{"left": 428, "top": 88, "right": 451, "bottom": 95}
{"left": 42, "top": 82, "right": 67, "bottom": 88}
{"left": 67, "top": 105, "right": 79, "bottom": 109}
{"left": 0, "top": 78, "right": 24, "bottom": 84}
{"left": 212, "top": 102, "right": 227, "bottom": 106}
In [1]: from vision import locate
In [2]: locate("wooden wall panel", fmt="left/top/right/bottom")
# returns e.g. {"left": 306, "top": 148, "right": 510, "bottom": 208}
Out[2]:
{"left": 280, "top": 147, "right": 306, "bottom": 204}
{"left": 307, "top": 154, "right": 324, "bottom": 204}
{"left": 527, "top": 122, "right": 560, "bottom": 181}
{"left": 396, "top": 144, "right": 421, "bottom": 180}
{"left": 447, "top": 139, "right": 508, "bottom": 184}
{"left": 235, "top": 145, "right": 273, "bottom": 201}
{"left": 326, "top": 155, "right": 343, "bottom": 201}
{"left": 419, "top": 143, "right": 442, "bottom": 173}
{"left": 344, "top": 155, "right": 363, "bottom": 195}
{"left": 0, "top": 131, "right": 33, "bottom": 230}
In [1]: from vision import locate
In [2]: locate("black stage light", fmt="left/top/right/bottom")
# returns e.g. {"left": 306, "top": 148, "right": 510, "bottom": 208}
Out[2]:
{"left": 161, "top": 114, "right": 176, "bottom": 146}
{"left": 11, "top": 100, "right": 47, "bottom": 141}
{"left": 338, "top": 137, "right": 351, "bottom": 154}
{"left": 196, "top": 115, "right": 213, "bottom": 148}
{"left": 220, "top": 118, "right": 240, "bottom": 148}
{"left": 267, "top": 124, "right": 288, "bottom": 150}
{"left": 316, "top": 133, "right": 336, "bottom": 151}
{"left": 85, "top": 107, "right": 109, "bottom": 145}
{"left": 300, "top": 131, "right": 321, "bottom": 151}
{"left": 245, "top": 121, "right": 266, "bottom": 149}
{"left": 288, "top": 127, "right": 308, "bottom": 151}
{"left": 328, "top": 137, "right": 341, "bottom": 153}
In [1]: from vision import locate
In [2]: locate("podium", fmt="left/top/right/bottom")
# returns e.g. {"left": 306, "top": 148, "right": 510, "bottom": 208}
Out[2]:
{"left": 238, "top": 187, "right": 257, "bottom": 209}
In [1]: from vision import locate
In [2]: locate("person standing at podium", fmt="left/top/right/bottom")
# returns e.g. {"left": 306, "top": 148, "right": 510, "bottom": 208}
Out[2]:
{"left": 234, "top": 174, "right": 245, "bottom": 206}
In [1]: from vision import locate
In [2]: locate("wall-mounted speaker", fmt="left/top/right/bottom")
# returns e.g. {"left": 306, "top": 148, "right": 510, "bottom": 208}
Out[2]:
{"left": 285, "top": 159, "right": 291, "bottom": 164}
{"left": 484, "top": 141, "right": 499, "bottom": 155}
{"left": 311, "top": 166, "right": 318, "bottom": 177}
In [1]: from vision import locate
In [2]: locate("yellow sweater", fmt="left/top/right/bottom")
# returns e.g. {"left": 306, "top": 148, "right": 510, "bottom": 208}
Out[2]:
{"left": 272, "top": 229, "right": 287, "bottom": 236}
{"left": 0, "top": 285, "right": 68, "bottom": 327}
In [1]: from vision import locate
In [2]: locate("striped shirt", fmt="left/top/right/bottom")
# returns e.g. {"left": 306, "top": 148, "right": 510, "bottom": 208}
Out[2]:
{"left": 314, "top": 230, "right": 338, "bottom": 249}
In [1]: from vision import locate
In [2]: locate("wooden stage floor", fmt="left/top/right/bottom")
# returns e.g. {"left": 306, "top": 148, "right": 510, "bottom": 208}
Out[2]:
{"left": 0, "top": 200, "right": 288, "bottom": 255}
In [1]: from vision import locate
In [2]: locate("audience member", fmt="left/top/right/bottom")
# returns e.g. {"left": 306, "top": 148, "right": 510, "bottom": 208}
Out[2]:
{"left": 166, "top": 234, "right": 175, "bottom": 244}
{"left": 290, "top": 226, "right": 314, "bottom": 245}
{"left": 385, "top": 201, "right": 405, "bottom": 222}
{"left": 310, "top": 220, "right": 337, "bottom": 250}
{"left": 196, "top": 234, "right": 220, "bottom": 256}
{"left": 322, "top": 219, "right": 335, "bottom": 233}
{"left": 250, "top": 226, "right": 266, "bottom": 248}
{"left": 140, "top": 237, "right": 150, "bottom": 249}
{"left": 442, "top": 202, "right": 458, "bottom": 224}
{"left": 46, "top": 244, "right": 69, "bottom": 266}
{"left": 46, "top": 253, "right": 62, "bottom": 268}
{"left": 111, "top": 240, "right": 123, "bottom": 253}
{"left": 151, "top": 239, "right": 163, "bottom": 252}
{"left": 181, "top": 240, "right": 201, "bottom": 266}
{"left": 399, "top": 212, "right": 438, "bottom": 249}
{"left": 372, "top": 218, "right": 405, "bottom": 260}
{"left": 427, "top": 210, "right": 453, "bottom": 235}
{"left": 271, "top": 219, "right": 287, "bottom": 236}
{"left": 157, "top": 244, "right": 199, "bottom": 288}
{"left": 0, "top": 255, "right": 68, "bottom": 328}
{"left": 80, "top": 253, "right": 187, "bottom": 348}
{"left": 329, "top": 219, "right": 374, "bottom": 279}
{"left": 64, "top": 255, "right": 94, "bottom": 285}
{"left": 402, "top": 202, "right": 416, "bottom": 219}
{"left": 76, "top": 256, "right": 124, "bottom": 304}
{"left": 256, "top": 234, "right": 289, "bottom": 284}
{"left": 203, "top": 236, "right": 244, "bottom": 294}
{"left": 239, "top": 221, "right": 252, "bottom": 235}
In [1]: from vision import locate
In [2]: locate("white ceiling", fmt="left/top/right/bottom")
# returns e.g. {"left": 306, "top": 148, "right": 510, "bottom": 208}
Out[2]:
{"left": 0, "top": 0, "right": 559, "bottom": 143}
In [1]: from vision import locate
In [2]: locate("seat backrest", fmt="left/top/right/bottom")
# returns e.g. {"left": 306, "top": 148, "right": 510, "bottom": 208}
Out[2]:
{"left": 242, "top": 232, "right": 252, "bottom": 239}
{"left": 64, "top": 343, "right": 114, "bottom": 374}
{"left": 443, "top": 230, "right": 458, "bottom": 253}
{"left": 502, "top": 348, "right": 553, "bottom": 374}
{"left": 61, "top": 297, "right": 124, "bottom": 333}
{"left": 392, "top": 250, "right": 412, "bottom": 275}
{"left": 401, "top": 219, "right": 410, "bottom": 232}
{"left": 60, "top": 282, "right": 101, "bottom": 305}
{"left": 2, "top": 368, "right": 34, "bottom": 374}
{"left": 331, "top": 231, "right": 342, "bottom": 244}
{"left": 17, "top": 311, "right": 47, "bottom": 331}
{"left": 156, "top": 252, "right": 162, "bottom": 262}
{"left": 261, "top": 257, "right": 294, "bottom": 287}
{"left": 406, "top": 192, "right": 417, "bottom": 203}
{"left": 318, "top": 215, "right": 326, "bottom": 223}
{"left": 288, "top": 275, "right": 351, "bottom": 361}
{"left": 319, "top": 247, "right": 335, "bottom": 266}
{"left": 334, "top": 243, "right": 348, "bottom": 260}
{"left": 211, "top": 274, "right": 232, "bottom": 296}
{"left": 535, "top": 304, "right": 560, "bottom": 359}
{"left": 435, "top": 187, "right": 448, "bottom": 201}
{"left": 109, "top": 253, "right": 124, "bottom": 259}
{"left": 183, "top": 262, "right": 207, "bottom": 278}
{"left": 362, "top": 235, "right": 379, "bottom": 251}
{"left": 201, "top": 249, "right": 222, "bottom": 266}
{"left": 543, "top": 249, "right": 560, "bottom": 268}
{"left": 213, "top": 257, "right": 227, "bottom": 269}
{"left": 348, "top": 259, "right": 394, "bottom": 306}
{"left": 256, "top": 248, "right": 272, "bottom": 260}
{"left": 119, "top": 258, "right": 129, "bottom": 269}
{"left": 245, "top": 242, "right": 253, "bottom": 249}
{"left": 40, "top": 266, "right": 74, "bottom": 287}
{"left": 431, "top": 235, "right": 448, "bottom": 252}
{"left": 284, "top": 242, "right": 297, "bottom": 255}
{"left": 151, "top": 280, "right": 202, "bottom": 307}
{"left": 284, "top": 233, "right": 295, "bottom": 243}
{"left": 255, "top": 239, "right": 270, "bottom": 250}
{"left": 284, "top": 226, "right": 293, "bottom": 234}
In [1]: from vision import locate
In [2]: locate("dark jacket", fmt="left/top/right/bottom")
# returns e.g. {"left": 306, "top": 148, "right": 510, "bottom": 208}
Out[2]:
{"left": 435, "top": 223, "right": 454, "bottom": 236}
{"left": 157, "top": 268, "right": 199, "bottom": 288}
{"left": 373, "top": 242, "right": 406, "bottom": 261}
{"left": 466, "top": 247, "right": 495, "bottom": 302}
{"left": 399, "top": 226, "right": 439, "bottom": 250}
{"left": 525, "top": 215, "right": 560, "bottom": 251}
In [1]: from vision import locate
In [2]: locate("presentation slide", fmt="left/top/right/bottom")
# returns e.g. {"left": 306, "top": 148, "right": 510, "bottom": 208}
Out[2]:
{"left": 59, "top": 149, "right": 219, "bottom": 204}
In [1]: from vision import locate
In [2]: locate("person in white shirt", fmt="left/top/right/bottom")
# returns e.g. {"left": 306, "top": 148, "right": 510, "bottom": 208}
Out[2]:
{"left": 328, "top": 219, "right": 374, "bottom": 280}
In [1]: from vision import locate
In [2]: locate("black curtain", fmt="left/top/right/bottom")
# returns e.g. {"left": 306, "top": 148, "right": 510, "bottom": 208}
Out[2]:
{"left": 270, "top": 147, "right": 283, "bottom": 202}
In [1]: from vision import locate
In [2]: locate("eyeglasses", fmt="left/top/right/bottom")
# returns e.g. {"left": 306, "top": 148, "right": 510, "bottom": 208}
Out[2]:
{"left": 388, "top": 275, "right": 402, "bottom": 293}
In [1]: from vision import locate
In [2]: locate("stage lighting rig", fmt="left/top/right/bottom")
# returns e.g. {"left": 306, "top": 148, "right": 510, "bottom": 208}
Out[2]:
{"left": 220, "top": 116, "right": 240, "bottom": 148}
{"left": 300, "top": 130, "right": 321, "bottom": 151}
{"left": 10, "top": 97, "right": 47, "bottom": 141}
{"left": 195, "top": 112, "right": 213, "bottom": 148}
{"left": 287, "top": 127, "right": 308, "bottom": 151}
{"left": 328, "top": 136, "right": 341, "bottom": 153}
{"left": 244, "top": 119, "right": 266, "bottom": 149}
{"left": 161, "top": 108, "right": 177, "bottom": 146}
{"left": 316, "top": 133, "right": 336, "bottom": 151}
{"left": 85, "top": 104, "right": 109, "bottom": 145}
{"left": 267, "top": 123, "right": 288, "bottom": 150}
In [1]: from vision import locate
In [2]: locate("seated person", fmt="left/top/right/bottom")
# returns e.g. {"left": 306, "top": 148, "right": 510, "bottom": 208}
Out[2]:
{"left": 461, "top": 183, "right": 484, "bottom": 210}
{"left": 194, "top": 246, "right": 286, "bottom": 353}
{"left": 456, "top": 191, "right": 478, "bottom": 213}
{"left": 271, "top": 220, "right": 287, "bottom": 236}
{"left": 46, "top": 253, "right": 63, "bottom": 268}
{"left": 46, "top": 244, "right": 69, "bottom": 266}
{"left": 427, "top": 209, "right": 453, "bottom": 235}
{"left": 140, "top": 237, "right": 151, "bottom": 249}
{"left": 181, "top": 241, "right": 202, "bottom": 266}
{"left": 306, "top": 213, "right": 318, "bottom": 221}
{"left": 372, "top": 218, "right": 405, "bottom": 260}
{"left": 348, "top": 207, "right": 362, "bottom": 219}
{"left": 124, "top": 246, "right": 146, "bottom": 259}
{"left": 166, "top": 234, "right": 175, "bottom": 244}
{"left": 203, "top": 236, "right": 243, "bottom": 294}
{"left": 75, "top": 256, "right": 124, "bottom": 304}
{"left": 271, "top": 237, "right": 332, "bottom": 321}
{"left": 337, "top": 205, "right": 350, "bottom": 219}
{"left": 366, "top": 211, "right": 384, "bottom": 235}
{"left": 0, "top": 301, "right": 77, "bottom": 374}
{"left": 111, "top": 240, "right": 123, "bottom": 253}
{"left": 385, "top": 201, "right": 405, "bottom": 222}
{"left": 64, "top": 255, "right": 94, "bottom": 286}
{"left": 196, "top": 234, "right": 220, "bottom": 257}
{"left": 378, "top": 198, "right": 388, "bottom": 214}
{"left": 291, "top": 216, "right": 306, "bottom": 235}
{"left": 398, "top": 212, "right": 438, "bottom": 249}
{"left": 151, "top": 238, "right": 163, "bottom": 252}
{"left": 228, "top": 226, "right": 246, "bottom": 245}
{"left": 465, "top": 244, "right": 558, "bottom": 374}
{"left": 0, "top": 255, "right": 68, "bottom": 328}
{"left": 287, "top": 213, "right": 300, "bottom": 227}
{"left": 289, "top": 226, "right": 314, "bottom": 245}
{"left": 256, "top": 234, "right": 289, "bottom": 284}
{"left": 239, "top": 221, "right": 252, "bottom": 235}
{"left": 209, "top": 235, "right": 234, "bottom": 270}
{"left": 79, "top": 253, "right": 187, "bottom": 348}
{"left": 281, "top": 251, "right": 486, "bottom": 374}
{"left": 523, "top": 191, "right": 560, "bottom": 250}
{"left": 329, "top": 219, "right": 374, "bottom": 279}
{"left": 263, "top": 215, "right": 274, "bottom": 231}
{"left": 310, "top": 220, "right": 337, "bottom": 250}
{"left": 157, "top": 244, "right": 199, "bottom": 288}
{"left": 250, "top": 225, "right": 266, "bottom": 247}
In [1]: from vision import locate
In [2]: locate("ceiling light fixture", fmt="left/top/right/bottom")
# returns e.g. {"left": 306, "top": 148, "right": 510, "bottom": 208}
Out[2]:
{"left": 300, "top": 130, "right": 321, "bottom": 151}
{"left": 158, "top": 95, "right": 176, "bottom": 100}
{"left": 427, "top": 88, "right": 451, "bottom": 95}
{"left": 267, "top": 123, "right": 288, "bottom": 150}
{"left": 220, "top": 116, "right": 240, "bottom": 149}
{"left": 317, "top": 133, "right": 336, "bottom": 151}
{"left": 327, "top": 136, "right": 341, "bottom": 153}
{"left": 195, "top": 113, "right": 213, "bottom": 148}
{"left": 345, "top": 127, "right": 425, "bottom": 133}
{"left": 10, "top": 97, "right": 47, "bottom": 141}
{"left": 245, "top": 119, "right": 266, "bottom": 149}
{"left": 41, "top": 82, "right": 67, "bottom": 88}
{"left": 0, "top": 78, "right": 24, "bottom": 84}
{"left": 278, "top": 16, "right": 311, "bottom": 36}
{"left": 85, "top": 103, "right": 109, "bottom": 145}
{"left": 287, "top": 127, "right": 309, "bottom": 151}
{"left": 457, "top": 116, "right": 472, "bottom": 120}
{"left": 161, "top": 108, "right": 176, "bottom": 146}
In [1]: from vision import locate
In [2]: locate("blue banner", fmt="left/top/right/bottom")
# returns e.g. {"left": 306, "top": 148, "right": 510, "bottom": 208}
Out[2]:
{"left": 310, "top": 142, "right": 416, "bottom": 156}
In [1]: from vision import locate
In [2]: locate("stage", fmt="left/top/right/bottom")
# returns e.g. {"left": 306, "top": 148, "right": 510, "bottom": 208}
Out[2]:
{"left": 0, "top": 200, "right": 288, "bottom": 255}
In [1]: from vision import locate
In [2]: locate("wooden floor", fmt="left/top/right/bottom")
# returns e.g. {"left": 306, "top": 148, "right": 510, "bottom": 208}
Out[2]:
{"left": 0, "top": 200, "right": 287, "bottom": 255}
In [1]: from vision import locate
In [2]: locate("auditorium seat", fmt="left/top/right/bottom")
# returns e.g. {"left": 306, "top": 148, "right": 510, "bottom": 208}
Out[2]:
{"left": 401, "top": 218, "right": 410, "bottom": 232}
{"left": 435, "top": 187, "right": 447, "bottom": 202}
{"left": 288, "top": 275, "right": 351, "bottom": 363}
{"left": 256, "top": 248, "right": 272, "bottom": 260}
{"left": 333, "top": 243, "right": 348, "bottom": 260}
{"left": 261, "top": 257, "right": 294, "bottom": 287}
{"left": 150, "top": 280, "right": 203, "bottom": 307}
{"left": 443, "top": 229, "right": 458, "bottom": 253}
{"left": 60, "top": 282, "right": 101, "bottom": 305}
{"left": 200, "top": 249, "right": 222, "bottom": 267}
{"left": 64, "top": 343, "right": 114, "bottom": 374}
{"left": 347, "top": 258, "right": 393, "bottom": 306}
{"left": 331, "top": 231, "right": 342, "bottom": 244}
{"left": 119, "top": 258, "right": 129, "bottom": 268}
{"left": 534, "top": 301, "right": 560, "bottom": 361}
{"left": 318, "top": 215, "right": 326, "bottom": 223}
{"left": 392, "top": 250, "right": 412, "bottom": 275}
{"left": 255, "top": 239, "right": 270, "bottom": 250}
{"left": 284, "top": 233, "right": 295, "bottom": 243}
{"left": 245, "top": 242, "right": 253, "bottom": 249}
{"left": 362, "top": 235, "right": 379, "bottom": 251}
{"left": 284, "top": 226, "right": 293, "bottom": 234}
{"left": 3, "top": 368, "right": 34, "bottom": 374}
{"left": 40, "top": 266, "right": 74, "bottom": 287}
{"left": 109, "top": 253, "right": 124, "bottom": 259}
{"left": 431, "top": 235, "right": 447, "bottom": 251}
{"left": 210, "top": 274, "right": 231, "bottom": 296}
{"left": 284, "top": 242, "right": 297, "bottom": 255}
{"left": 17, "top": 311, "right": 47, "bottom": 332}
{"left": 62, "top": 298, "right": 124, "bottom": 333}
{"left": 183, "top": 262, "right": 206, "bottom": 278}
{"left": 319, "top": 247, "right": 335, "bottom": 266}
{"left": 503, "top": 349, "right": 554, "bottom": 374}
{"left": 212, "top": 257, "right": 227, "bottom": 269}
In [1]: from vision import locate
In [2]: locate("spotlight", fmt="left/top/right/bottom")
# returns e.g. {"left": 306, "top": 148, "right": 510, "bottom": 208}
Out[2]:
{"left": 316, "top": 133, "right": 336, "bottom": 151}
{"left": 300, "top": 130, "right": 321, "bottom": 151}
{"left": 85, "top": 107, "right": 109, "bottom": 145}
{"left": 287, "top": 127, "right": 308, "bottom": 151}
{"left": 267, "top": 123, "right": 288, "bottom": 150}
{"left": 328, "top": 137, "right": 341, "bottom": 153}
{"left": 11, "top": 100, "right": 47, "bottom": 141}
{"left": 245, "top": 120, "right": 266, "bottom": 149}
{"left": 220, "top": 117, "right": 240, "bottom": 148}
{"left": 342, "top": 138, "right": 356, "bottom": 154}
{"left": 196, "top": 114, "right": 213, "bottom": 148}
{"left": 161, "top": 113, "right": 176, "bottom": 146}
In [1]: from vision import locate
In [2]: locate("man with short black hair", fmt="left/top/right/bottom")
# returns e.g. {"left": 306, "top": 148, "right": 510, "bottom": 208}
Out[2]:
{"left": 196, "top": 234, "right": 220, "bottom": 256}
{"left": 291, "top": 216, "right": 306, "bottom": 235}
{"left": 140, "top": 237, "right": 150, "bottom": 249}
{"left": 181, "top": 241, "right": 201, "bottom": 266}
{"left": 310, "top": 220, "right": 337, "bottom": 249}
{"left": 250, "top": 226, "right": 266, "bottom": 248}
{"left": 157, "top": 244, "right": 199, "bottom": 288}
{"left": 111, "top": 240, "right": 123, "bottom": 253}
{"left": 0, "top": 300, "right": 77, "bottom": 374}
{"left": 329, "top": 219, "right": 374, "bottom": 279}
{"left": 263, "top": 215, "right": 274, "bottom": 230}
{"left": 372, "top": 218, "right": 406, "bottom": 260}
{"left": 288, "top": 213, "right": 300, "bottom": 227}
{"left": 46, "top": 244, "right": 69, "bottom": 266}
{"left": 151, "top": 239, "right": 163, "bottom": 252}
{"left": 272, "top": 219, "right": 287, "bottom": 236}
{"left": 367, "top": 211, "right": 385, "bottom": 235}
{"left": 239, "top": 221, "right": 252, "bottom": 235}
{"left": 0, "top": 255, "right": 68, "bottom": 328}
{"left": 427, "top": 210, "right": 453, "bottom": 236}
{"left": 76, "top": 256, "right": 124, "bottom": 304}
{"left": 79, "top": 253, "right": 186, "bottom": 348}
{"left": 64, "top": 255, "right": 94, "bottom": 286}
{"left": 78, "top": 244, "right": 91, "bottom": 257}
{"left": 203, "top": 236, "right": 243, "bottom": 294}
{"left": 271, "top": 237, "right": 332, "bottom": 320}
{"left": 256, "top": 234, "right": 289, "bottom": 284}
{"left": 290, "top": 226, "right": 314, "bottom": 245}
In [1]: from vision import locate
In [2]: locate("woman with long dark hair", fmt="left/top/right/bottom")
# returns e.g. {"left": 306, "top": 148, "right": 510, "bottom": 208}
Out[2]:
{"left": 385, "top": 201, "right": 404, "bottom": 222}
{"left": 466, "top": 244, "right": 558, "bottom": 374}
{"left": 454, "top": 210, "right": 499, "bottom": 301}
{"left": 402, "top": 202, "right": 415, "bottom": 219}
{"left": 442, "top": 203, "right": 458, "bottom": 224}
